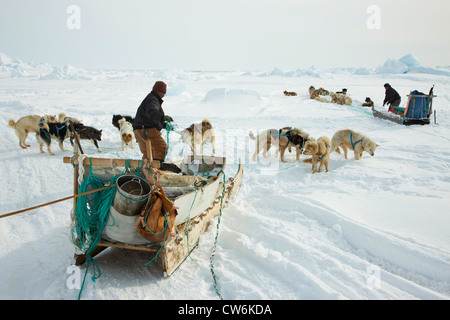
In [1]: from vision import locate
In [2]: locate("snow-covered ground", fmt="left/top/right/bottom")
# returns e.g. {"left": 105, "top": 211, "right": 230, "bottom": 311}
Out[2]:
{"left": 0, "top": 52, "right": 449, "bottom": 300}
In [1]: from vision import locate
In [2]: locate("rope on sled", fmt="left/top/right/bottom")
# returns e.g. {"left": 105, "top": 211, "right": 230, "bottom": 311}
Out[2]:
{"left": 185, "top": 189, "right": 198, "bottom": 261}
{"left": 71, "top": 157, "right": 146, "bottom": 300}
{"left": 165, "top": 121, "right": 184, "bottom": 160}
{"left": 71, "top": 156, "right": 150, "bottom": 299}
{"left": 209, "top": 169, "right": 227, "bottom": 300}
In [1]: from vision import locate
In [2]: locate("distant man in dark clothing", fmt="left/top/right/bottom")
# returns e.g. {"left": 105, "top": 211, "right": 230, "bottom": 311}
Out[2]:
{"left": 383, "top": 83, "right": 401, "bottom": 111}
{"left": 133, "top": 81, "right": 168, "bottom": 162}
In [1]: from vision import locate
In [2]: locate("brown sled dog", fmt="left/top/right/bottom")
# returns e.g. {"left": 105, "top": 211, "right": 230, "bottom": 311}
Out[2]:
{"left": 303, "top": 136, "right": 335, "bottom": 173}
{"left": 181, "top": 119, "right": 216, "bottom": 156}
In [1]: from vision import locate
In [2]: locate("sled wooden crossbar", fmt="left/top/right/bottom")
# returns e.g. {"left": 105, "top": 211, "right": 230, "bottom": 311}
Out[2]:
{"left": 64, "top": 155, "right": 243, "bottom": 277}
{"left": 63, "top": 156, "right": 149, "bottom": 167}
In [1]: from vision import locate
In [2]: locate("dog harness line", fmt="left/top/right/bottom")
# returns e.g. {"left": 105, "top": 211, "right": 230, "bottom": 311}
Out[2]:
{"left": 278, "top": 129, "right": 292, "bottom": 147}
{"left": 349, "top": 132, "right": 362, "bottom": 150}
{"left": 56, "top": 124, "right": 66, "bottom": 136}
{"left": 318, "top": 144, "right": 330, "bottom": 160}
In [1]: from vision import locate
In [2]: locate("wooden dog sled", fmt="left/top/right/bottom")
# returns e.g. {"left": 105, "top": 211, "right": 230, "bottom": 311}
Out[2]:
{"left": 63, "top": 154, "right": 243, "bottom": 277}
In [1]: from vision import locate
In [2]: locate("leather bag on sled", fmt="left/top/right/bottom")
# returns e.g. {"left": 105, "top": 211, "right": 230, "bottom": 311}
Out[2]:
{"left": 136, "top": 189, "right": 178, "bottom": 242}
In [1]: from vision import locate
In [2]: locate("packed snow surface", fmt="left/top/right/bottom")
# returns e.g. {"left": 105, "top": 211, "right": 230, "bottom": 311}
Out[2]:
{"left": 0, "top": 53, "right": 449, "bottom": 300}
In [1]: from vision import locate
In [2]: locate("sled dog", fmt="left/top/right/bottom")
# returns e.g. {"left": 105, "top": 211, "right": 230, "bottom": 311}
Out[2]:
{"left": 112, "top": 114, "right": 134, "bottom": 131}
{"left": 331, "top": 93, "right": 352, "bottom": 106}
{"left": 8, "top": 114, "right": 57, "bottom": 149}
{"left": 330, "top": 129, "right": 379, "bottom": 160}
{"left": 69, "top": 122, "right": 103, "bottom": 152}
{"left": 37, "top": 122, "right": 69, "bottom": 155}
{"left": 181, "top": 119, "right": 216, "bottom": 156}
{"left": 309, "top": 86, "right": 330, "bottom": 99}
{"left": 308, "top": 86, "right": 331, "bottom": 103}
{"left": 249, "top": 127, "right": 310, "bottom": 162}
{"left": 362, "top": 97, "right": 374, "bottom": 107}
{"left": 303, "top": 136, "right": 334, "bottom": 173}
{"left": 118, "top": 118, "right": 135, "bottom": 150}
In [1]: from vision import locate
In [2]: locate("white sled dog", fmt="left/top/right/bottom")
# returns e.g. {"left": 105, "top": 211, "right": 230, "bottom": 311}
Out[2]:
{"left": 8, "top": 114, "right": 58, "bottom": 149}
{"left": 330, "top": 129, "right": 379, "bottom": 160}
{"left": 118, "top": 117, "right": 135, "bottom": 150}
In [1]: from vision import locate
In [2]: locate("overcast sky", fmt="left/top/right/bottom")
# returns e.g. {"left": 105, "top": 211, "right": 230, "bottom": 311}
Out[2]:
{"left": 1, "top": 0, "right": 449, "bottom": 71}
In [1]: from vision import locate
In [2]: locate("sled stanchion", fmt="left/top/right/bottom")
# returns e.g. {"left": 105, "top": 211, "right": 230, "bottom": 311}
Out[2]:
{"left": 146, "top": 140, "right": 153, "bottom": 162}
{"left": 145, "top": 140, "right": 161, "bottom": 169}
{"left": 73, "top": 157, "right": 79, "bottom": 212}
{"left": 69, "top": 121, "right": 84, "bottom": 155}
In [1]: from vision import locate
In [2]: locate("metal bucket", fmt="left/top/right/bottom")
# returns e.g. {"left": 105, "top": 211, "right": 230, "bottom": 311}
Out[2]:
{"left": 104, "top": 206, "right": 151, "bottom": 245}
{"left": 112, "top": 174, "right": 151, "bottom": 216}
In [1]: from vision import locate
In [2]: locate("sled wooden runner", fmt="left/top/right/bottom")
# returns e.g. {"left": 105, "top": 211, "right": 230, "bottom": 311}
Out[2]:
{"left": 63, "top": 155, "right": 243, "bottom": 277}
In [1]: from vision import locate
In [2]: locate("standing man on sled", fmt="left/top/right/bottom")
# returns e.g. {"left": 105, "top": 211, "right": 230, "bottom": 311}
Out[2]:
{"left": 133, "top": 81, "right": 177, "bottom": 171}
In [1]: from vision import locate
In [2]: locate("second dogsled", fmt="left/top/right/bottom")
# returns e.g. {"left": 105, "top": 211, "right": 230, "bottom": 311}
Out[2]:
{"left": 372, "top": 86, "right": 436, "bottom": 125}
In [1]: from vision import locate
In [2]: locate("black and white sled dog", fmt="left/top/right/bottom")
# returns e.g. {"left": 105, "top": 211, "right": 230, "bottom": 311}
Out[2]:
{"left": 112, "top": 114, "right": 134, "bottom": 131}
{"left": 69, "top": 122, "right": 103, "bottom": 153}
{"left": 37, "top": 122, "right": 69, "bottom": 155}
